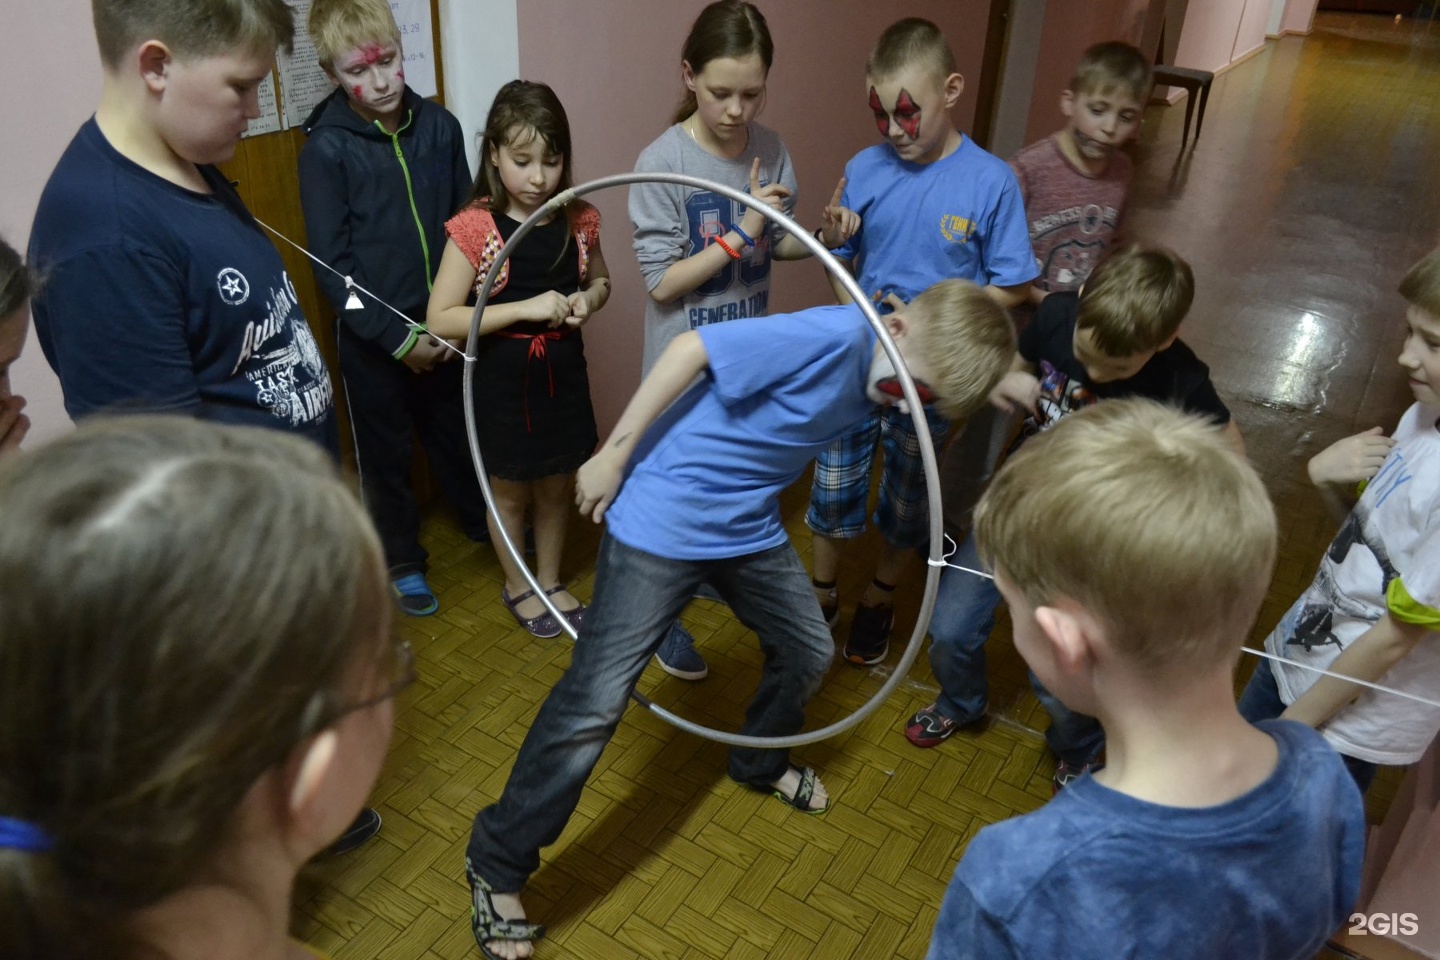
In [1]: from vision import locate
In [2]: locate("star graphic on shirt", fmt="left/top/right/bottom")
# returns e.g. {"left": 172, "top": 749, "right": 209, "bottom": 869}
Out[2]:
{"left": 216, "top": 267, "right": 251, "bottom": 306}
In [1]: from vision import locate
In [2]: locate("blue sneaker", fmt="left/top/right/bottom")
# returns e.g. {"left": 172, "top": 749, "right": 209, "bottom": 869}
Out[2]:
{"left": 392, "top": 572, "right": 438, "bottom": 617}
{"left": 655, "top": 623, "right": 708, "bottom": 680}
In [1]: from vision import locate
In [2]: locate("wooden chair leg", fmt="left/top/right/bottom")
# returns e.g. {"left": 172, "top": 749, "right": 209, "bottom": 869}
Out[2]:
{"left": 1195, "top": 82, "right": 1213, "bottom": 141}
{"left": 1180, "top": 84, "right": 1196, "bottom": 147}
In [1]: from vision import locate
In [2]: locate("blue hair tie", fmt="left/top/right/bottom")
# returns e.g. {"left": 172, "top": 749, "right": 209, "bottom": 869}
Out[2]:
{"left": 0, "top": 816, "right": 53, "bottom": 853}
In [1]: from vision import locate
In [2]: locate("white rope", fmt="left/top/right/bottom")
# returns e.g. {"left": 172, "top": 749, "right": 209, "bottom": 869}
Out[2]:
{"left": 925, "top": 534, "right": 1440, "bottom": 710}
{"left": 253, "top": 217, "right": 468, "bottom": 361}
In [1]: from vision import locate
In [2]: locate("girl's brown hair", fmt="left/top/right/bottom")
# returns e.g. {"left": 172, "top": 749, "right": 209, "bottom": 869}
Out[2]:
{"left": 470, "top": 79, "right": 574, "bottom": 217}
{"left": 0, "top": 235, "right": 33, "bottom": 321}
{"left": 0, "top": 417, "right": 387, "bottom": 960}
{"left": 671, "top": 0, "right": 774, "bottom": 125}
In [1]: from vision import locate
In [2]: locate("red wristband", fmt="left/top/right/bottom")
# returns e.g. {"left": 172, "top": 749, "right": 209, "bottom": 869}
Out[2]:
{"left": 715, "top": 236, "right": 742, "bottom": 260}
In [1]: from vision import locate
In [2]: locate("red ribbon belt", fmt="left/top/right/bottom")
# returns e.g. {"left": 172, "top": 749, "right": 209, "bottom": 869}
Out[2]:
{"left": 496, "top": 330, "right": 566, "bottom": 432}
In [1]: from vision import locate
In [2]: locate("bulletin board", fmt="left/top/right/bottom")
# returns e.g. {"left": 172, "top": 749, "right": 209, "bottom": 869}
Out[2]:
{"left": 219, "top": 0, "right": 446, "bottom": 473}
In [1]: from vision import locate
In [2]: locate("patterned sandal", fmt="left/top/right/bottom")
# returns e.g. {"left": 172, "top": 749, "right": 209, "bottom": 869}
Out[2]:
{"left": 466, "top": 858, "right": 545, "bottom": 960}
{"left": 768, "top": 765, "right": 829, "bottom": 815}
{"left": 501, "top": 587, "right": 562, "bottom": 639}
{"left": 544, "top": 584, "right": 585, "bottom": 632}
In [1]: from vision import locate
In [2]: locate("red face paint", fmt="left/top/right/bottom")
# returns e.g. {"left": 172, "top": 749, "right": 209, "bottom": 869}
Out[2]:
{"left": 874, "top": 376, "right": 938, "bottom": 406}
{"left": 360, "top": 42, "right": 386, "bottom": 65}
{"left": 893, "top": 89, "right": 921, "bottom": 140}
{"left": 352, "top": 85, "right": 364, "bottom": 100}
{"left": 868, "top": 86, "right": 887, "bottom": 138}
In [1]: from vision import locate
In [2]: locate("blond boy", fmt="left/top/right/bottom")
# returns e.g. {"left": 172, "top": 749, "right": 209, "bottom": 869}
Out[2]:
{"left": 1239, "top": 247, "right": 1440, "bottom": 792}
{"left": 927, "top": 399, "right": 1364, "bottom": 960}
{"left": 298, "top": 0, "right": 484, "bottom": 616}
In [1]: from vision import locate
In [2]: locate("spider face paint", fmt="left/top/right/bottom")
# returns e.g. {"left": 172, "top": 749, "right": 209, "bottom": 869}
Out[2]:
{"left": 867, "top": 66, "right": 960, "bottom": 165}
{"left": 893, "top": 90, "right": 920, "bottom": 139}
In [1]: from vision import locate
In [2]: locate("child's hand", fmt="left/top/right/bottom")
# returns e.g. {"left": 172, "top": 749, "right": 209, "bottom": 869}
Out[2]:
{"left": 989, "top": 371, "right": 1040, "bottom": 414}
{"left": 818, "top": 177, "right": 861, "bottom": 248}
{"left": 739, "top": 157, "right": 793, "bottom": 239}
{"left": 401, "top": 335, "right": 449, "bottom": 373}
{"left": 0, "top": 394, "right": 30, "bottom": 459}
{"left": 529, "top": 290, "right": 571, "bottom": 327}
{"left": 575, "top": 451, "right": 624, "bottom": 523}
{"left": 564, "top": 291, "right": 591, "bottom": 327}
{"left": 1308, "top": 426, "right": 1395, "bottom": 486}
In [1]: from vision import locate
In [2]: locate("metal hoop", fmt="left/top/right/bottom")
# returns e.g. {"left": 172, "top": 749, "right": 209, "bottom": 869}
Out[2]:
{"left": 462, "top": 172, "right": 945, "bottom": 748}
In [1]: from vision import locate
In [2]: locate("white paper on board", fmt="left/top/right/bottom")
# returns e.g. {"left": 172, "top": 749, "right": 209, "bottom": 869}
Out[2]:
{"left": 240, "top": 71, "right": 283, "bottom": 138}
{"left": 391, "top": 0, "right": 437, "bottom": 98}
{"left": 278, "top": 0, "right": 335, "bottom": 129}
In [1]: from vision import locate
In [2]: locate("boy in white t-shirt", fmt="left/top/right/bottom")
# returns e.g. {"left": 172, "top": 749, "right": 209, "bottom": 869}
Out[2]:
{"left": 1239, "top": 246, "right": 1440, "bottom": 790}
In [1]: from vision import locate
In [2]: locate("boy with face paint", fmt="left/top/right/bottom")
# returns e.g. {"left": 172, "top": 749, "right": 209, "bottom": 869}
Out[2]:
{"left": 1009, "top": 42, "right": 1151, "bottom": 305}
{"left": 805, "top": 18, "right": 1037, "bottom": 669}
{"left": 298, "top": 0, "right": 490, "bottom": 616}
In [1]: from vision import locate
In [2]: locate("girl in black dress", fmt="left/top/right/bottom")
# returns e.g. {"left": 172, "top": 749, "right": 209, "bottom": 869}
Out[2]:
{"left": 428, "top": 81, "right": 610, "bottom": 638}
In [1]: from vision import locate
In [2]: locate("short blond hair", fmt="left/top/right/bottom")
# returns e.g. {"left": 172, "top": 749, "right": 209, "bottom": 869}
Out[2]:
{"left": 308, "top": 0, "right": 401, "bottom": 72}
{"left": 1077, "top": 244, "right": 1195, "bottom": 356}
{"left": 1069, "top": 41, "right": 1152, "bottom": 103}
{"left": 1400, "top": 247, "right": 1440, "bottom": 317}
{"left": 867, "top": 18, "right": 957, "bottom": 84}
{"left": 905, "top": 279, "right": 1015, "bottom": 421}
{"left": 91, "top": 0, "right": 293, "bottom": 69}
{"left": 974, "top": 398, "right": 1275, "bottom": 674}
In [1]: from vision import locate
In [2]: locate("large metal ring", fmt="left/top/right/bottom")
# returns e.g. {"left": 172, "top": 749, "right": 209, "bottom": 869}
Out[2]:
{"left": 461, "top": 172, "right": 945, "bottom": 748}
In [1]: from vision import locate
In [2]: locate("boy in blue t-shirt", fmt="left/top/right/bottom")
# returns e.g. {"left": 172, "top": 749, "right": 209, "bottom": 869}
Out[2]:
{"left": 928, "top": 398, "right": 1364, "bottom": 960}
{"left": 28, "top": 0, "right": 337, "bottom": 455}
{"left": 806, "top": 18, "right": 1037, "bottom": 667}
{"left": 298, "top": 0, "right": 488, "bottom": 616}
{"left": 461, "top": 280, "right": 1015, "bottom": 960}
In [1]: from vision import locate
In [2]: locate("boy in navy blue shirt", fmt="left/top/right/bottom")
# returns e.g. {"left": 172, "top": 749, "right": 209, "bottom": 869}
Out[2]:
{"left": 461, "top": 279, "right": 1015, "bottom": 960}
{"left": 928, "top": 398, "right": 1364, "bottom": 960}
{"left": 805, "top": 18, "right": 1037, "bottom": 666}
{"left": 299, "top": 0, "right": 487, "bottom": 615}
{"left": 28, "top": 0, "right": 337, "bottom": 454}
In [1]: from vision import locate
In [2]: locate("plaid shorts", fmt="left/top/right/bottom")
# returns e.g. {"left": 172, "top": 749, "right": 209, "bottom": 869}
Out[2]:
{"left": 805, "top": 405, "right": 951, "bottom": 548}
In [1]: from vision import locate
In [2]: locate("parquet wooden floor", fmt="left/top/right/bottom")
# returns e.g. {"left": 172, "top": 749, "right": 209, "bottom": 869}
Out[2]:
{"left": 292, "top": 14, "right": 1439, "bottom": 960}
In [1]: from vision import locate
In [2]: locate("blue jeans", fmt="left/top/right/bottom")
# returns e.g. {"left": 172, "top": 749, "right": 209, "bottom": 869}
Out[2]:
{"left": 1237, "top": 656, "right": 1378, "bottom": 793}
{"left": 467, "top": 533, "right": 835, "bottom": 891}
{"left": 929, "top": 531, "right": 1103, "bottom": 764}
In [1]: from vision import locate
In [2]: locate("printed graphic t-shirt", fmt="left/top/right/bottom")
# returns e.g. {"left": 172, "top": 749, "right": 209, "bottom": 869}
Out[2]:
{"left": 29, "top": 119, "right": 336, "bottom": 451}
{"left": 1013, "top": 291, "right": 1229, "bottom": 448}
{"left": 629, "top": 122, "right": 797, "bottom": 373}
{"left": 603, "top": 305, "right": 877, "bottom": 560}
{"left": 927, "top": 720, "right": 1364, "bottom": 960}
{"left": 1009, "top": 134, "right": 1132, "bottom": 294}
{"left": 832, "top": 134, "right": 1037, "bottom": 302}
{"left": 1267, "top": 402, "right": 1440, "bottom": 765}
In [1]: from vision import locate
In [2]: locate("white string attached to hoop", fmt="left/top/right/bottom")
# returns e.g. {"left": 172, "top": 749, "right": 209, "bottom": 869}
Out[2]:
{"left": 924, "top": 534, "right": 1440, "bottom": 710}
{"left": 253, "top": 217, "right": 468, "bottom": 361}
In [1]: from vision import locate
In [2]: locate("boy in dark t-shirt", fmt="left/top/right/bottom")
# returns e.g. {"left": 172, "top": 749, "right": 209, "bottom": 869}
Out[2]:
{"left": 29, "top": 0, "right": 337, "bottom": 453}
{"left": 907, "top": 246, "right": 1244, "bottom": 791}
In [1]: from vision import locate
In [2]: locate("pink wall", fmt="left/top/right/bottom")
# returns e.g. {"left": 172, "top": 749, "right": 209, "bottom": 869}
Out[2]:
{"left": 1, "top": 0, "right": 99, "bottom": 445}
{"left": 1023, "top": 0, "right": 1158, "bottom": 147}
{"left": 1174, "top": 0, "right": 1271, "bottom": 74}
{"left": 1281, "top": 0, "right": 1320, "bottom": 34}
{"left": 515, "top": 0, "right": 987, "bottom": 434}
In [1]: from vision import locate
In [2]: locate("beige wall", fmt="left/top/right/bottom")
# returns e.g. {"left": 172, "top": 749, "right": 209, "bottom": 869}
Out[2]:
{"left": 515, "top": 0, "right": 988, "bottom": 434}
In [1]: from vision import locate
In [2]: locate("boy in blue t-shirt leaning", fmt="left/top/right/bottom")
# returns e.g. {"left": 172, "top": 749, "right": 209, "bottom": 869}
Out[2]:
{"left": 298, "top": 0, "right": 489, "bottom": 616}
{"left": 461, "top": 280, "right": 1014, "bottom": 960}
{"left": 806, "top": 18, "right": 1037, "bottom": 667}
{"left": 928, "top": 398, "right": 1364, "bottom": 960}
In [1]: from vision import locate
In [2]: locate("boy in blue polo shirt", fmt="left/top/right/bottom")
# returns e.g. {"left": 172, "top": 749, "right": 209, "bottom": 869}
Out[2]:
{"left": 462, "top": 279, "right": 1014, "bottom": 960}
{"left": 806, "top": 18, "right": 1036, "bottom": 666}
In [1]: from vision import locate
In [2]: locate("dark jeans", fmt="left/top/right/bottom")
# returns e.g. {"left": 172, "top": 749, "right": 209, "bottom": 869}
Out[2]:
{"left": 467, "top": 533, "right": 835, "bottom": 891}
{"left": 928, "top": 532, "right": 1105, "bottom": 765}
{"left": 1237, "top": 656, "right": 1378, "bottom": 793}
{"left": 337, "top": 324, "right": 490, "bottom": 577}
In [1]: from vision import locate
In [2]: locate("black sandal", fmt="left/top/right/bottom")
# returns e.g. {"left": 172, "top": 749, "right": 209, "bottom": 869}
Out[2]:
{"left": 466, "top": 858, "right": 545, "bottom": 960}
{"left": 767, "top": 765, "right": 829, "bottom": 815}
